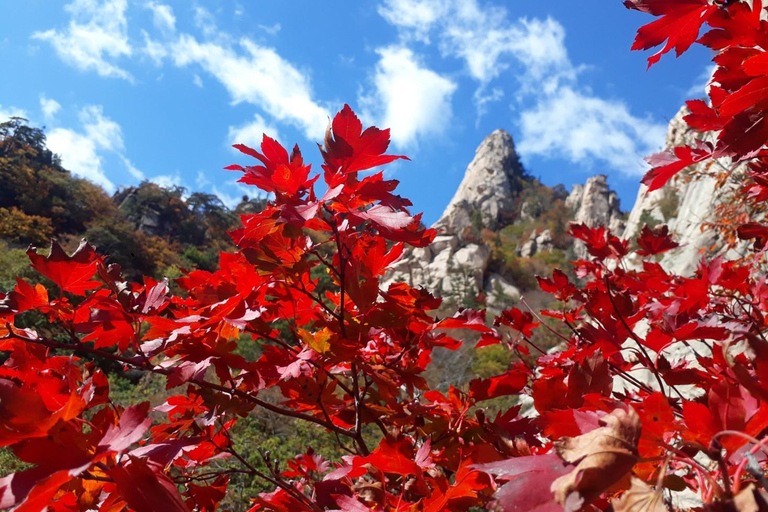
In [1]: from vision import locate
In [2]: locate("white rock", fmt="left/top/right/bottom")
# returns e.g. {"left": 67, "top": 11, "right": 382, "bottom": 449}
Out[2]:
{"left": 485, "top": 273, "right": 521, "bottom": 310}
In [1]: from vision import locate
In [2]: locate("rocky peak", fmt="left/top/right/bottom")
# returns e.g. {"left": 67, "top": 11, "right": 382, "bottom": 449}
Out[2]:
{"left": 384, "top": 128, "right": 629, "bottom": 312}
{"left": 434, "top": 130, "right": 524, "bottom": 236}
{"left": 569, "top": 175, "right": 625, "bottom": 234}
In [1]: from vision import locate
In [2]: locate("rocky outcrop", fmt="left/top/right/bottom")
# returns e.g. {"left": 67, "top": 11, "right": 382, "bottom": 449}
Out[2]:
{"left": 571, "top": 175, "right": 625, "bottom": 234}
{"left": 384, "top": 131, "right": 521, "bottom": 306}
{"left": 433, "top": 130, "right": 524, "bottom": 236}
{"left": 622, "top": 107, "right": 748, "bottom": 275}
{"left": 518, "top": 229, "right": 553, "bottom": 258}
{"left": 567, "top": 175, "right": 626, "bottom": 258}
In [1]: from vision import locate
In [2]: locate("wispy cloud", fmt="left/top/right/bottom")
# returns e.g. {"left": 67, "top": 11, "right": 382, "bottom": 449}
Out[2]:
{"left": 518, "top": 87, "right": 667, "bottom": 175}
{"left": 33, "top": 0, "right": 133, "bottom": 81}
{"left": 228, "top": 114, "right": 282, "bottom": 149}
{"left": 171, "top": 35, "right": 329, "bottom": 140}
{"left": 46, "top": 105, "right": 143, "bottom": 192}
{"left": 145, "top": 1, "right": 176, "bottom": 33}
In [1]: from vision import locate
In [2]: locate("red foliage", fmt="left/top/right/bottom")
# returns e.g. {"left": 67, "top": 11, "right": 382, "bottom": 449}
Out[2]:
{"left": 3, "top": 2, "right": 768, "bottom": 508}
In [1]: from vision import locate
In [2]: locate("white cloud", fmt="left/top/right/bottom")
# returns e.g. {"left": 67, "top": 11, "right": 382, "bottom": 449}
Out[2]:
{"left": 258, "top": 23, "right": 281, "bottom": 36}
{"left": 361, "top": 46, "right": 456, "bottom": 148}
{"left": 145, "top": 1, "right": 175, "bottom": 33}
{"left": 48, "top": 128, "right": 115, "bottom": 191}
{"left": 517, "top": 87, "right": 667, "bottom": 175}
{"left": 33, "top": 0, "right": 133, "bottom": 81}
{"left": 212, "top": 184, "right": 250, "bottom": 210}
{"left": 171, "top": 35, "right": 329, "bottom": 140}
{"left": 228, "top": 114, "right": 282, "bottom": 149}
{"left": 687, "top": 64, "right": 716, "bottom": 98}
{"left": 80, "top": 105, "right": 123, "bottom": 151}
{"left": 120, "top": 155, "right": 145, "bottom": 180}
{"left": 377, "top": 0, "right": 447, "bottom": 42}
{"left": 142, "top": 30, "right": 168, "bottom": 65}
{"left": 193, "top": 6, "right": 217, "bottom": 38}
{"left": 379, "top": 0, "right": 575, "bottom": 87}
{"left": 39, "top": 96, "right": 62, "bottom": 120}
{"left": 46, "top": 105, "right": 143, "bottom": 192}
{"left": 0, "top": 105, "right": 28, "bottom": 123}
{"left": 196, "top": 170, "right": 211, "bottom": 189}
{"left": 379, "top": 0, "right": 666, "bottom": 175}
{"left": 149, "top": 173, "right": 183, "bottom": 189}
{"left": 193, "top": 74, "right": 203, "bottom": 87}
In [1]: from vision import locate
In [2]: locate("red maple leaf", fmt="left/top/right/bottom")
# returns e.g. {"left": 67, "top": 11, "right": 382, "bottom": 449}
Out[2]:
{"left": 320, "top": 104, "right": 408, "bottom": 177}
{"left": 27, "top": 239, "right": 101, "bottom": 296}
{"left": 642, "top": 143, "right": 711, "bottom": 191}
{"left": 625, "top": 0, "right": 718, "bottom": 67}
{"left": 636, "top": 224, "right": 680, "bottom": 256}
{"left": 494, "top": 307, "right": 540, "bottom": 337}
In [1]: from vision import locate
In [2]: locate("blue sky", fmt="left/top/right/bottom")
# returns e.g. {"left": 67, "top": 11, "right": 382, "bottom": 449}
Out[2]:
{"left": 0, "top": 0, "right": 712, "bottom": 224}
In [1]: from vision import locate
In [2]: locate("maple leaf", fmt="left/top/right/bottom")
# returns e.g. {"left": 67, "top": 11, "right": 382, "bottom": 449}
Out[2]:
{"left": 494, "top": 308, "right": 540, "bottom": 337}
{"left": 329, "top": 495, "right": 374, "bottom": 512}
{"left": 434, "top": 308, "right": 494, "bottom": 334}
{"left": 0, "top": 279, "right": 48, "bottom": 316}
{"left": 636, "top": 224, "right": 680, "bottom": 256}
{"left": 0, "top": 467, "right": 74, "bottom": 512}
{"left": 353, "top": 204, "right": 414, "bottom": 230}
{"left": 469, "top": 371, "right": 528, "bottom": 402}
{"left": 27, "top": 239, "right": 101, "bottom": 296}
{"left": 352, "top": 438, "right": 421, "bottom": 476}
{"left": 717, "top": 110, "right": 768, "bottom": 159}
{"left": 625, "top": 0, "right": 717, "bottom": 67}
{"left": 684, "top": 99, "right": 725, "bottom": 132}
{"left": 737, "top": 221, "right": 768, "bottom": 250}
{"left": 97, "top": 402, "right": 152, "bottom": 453}
{"left": 231, "top": 136, "right": 311, "bottom": 197}
{"left": 110, "top": 456, "right": 189, "bottom": 512}
{"left": 537, "top": 269, "right": 578, "bottom": 301}
{"left": 642, "top": 143, "right": 711, "bottom": 191}
{"left": 320, "top": 104, "right": 408, "bottom": 176}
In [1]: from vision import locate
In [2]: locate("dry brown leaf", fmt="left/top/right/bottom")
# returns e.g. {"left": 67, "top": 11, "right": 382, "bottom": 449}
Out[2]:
{"left": 550, "top": 407, "right": 641, "bottom": 511}
{"left": 612, "top": 477, "right": 668, "bottom": 512}
{"left": 731, "top": 485, "right": 768, "bottom": 512}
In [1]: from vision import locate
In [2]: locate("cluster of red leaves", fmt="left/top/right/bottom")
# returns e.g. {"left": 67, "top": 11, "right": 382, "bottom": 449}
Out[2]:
{"left": 1, "top": 1, "right": 768, "bottom": 509}
{"left": 626, "top": 0, "right": 768, "bottom": 194}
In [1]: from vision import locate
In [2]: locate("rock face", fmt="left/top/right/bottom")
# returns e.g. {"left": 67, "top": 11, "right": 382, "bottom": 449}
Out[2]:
{"left": 518, "top": 229, "right": 554, "bottom": 258}
{"left": 622, "top": 107, "right": 748, "bottom": 275}
{"left": 571, "top": 175, "right": 625, "bottom": 234}
{"left": 434, "top": 130, "right": 524, "bottom": 236}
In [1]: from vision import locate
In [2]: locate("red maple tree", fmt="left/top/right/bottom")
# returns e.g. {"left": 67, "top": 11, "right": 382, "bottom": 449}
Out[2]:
{"left": 2, "top": 1, "right": 768, "bottom": 510}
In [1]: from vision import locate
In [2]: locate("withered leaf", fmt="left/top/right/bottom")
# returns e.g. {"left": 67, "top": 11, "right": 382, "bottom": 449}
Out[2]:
{"left": 612, "top": 477, "right": 668, "bottom": 512}
{"left": 551, "top": 407, "right": 641, "bottom": 511}
{"left": 731, "top": 485, "right": 768, "bottom": 512}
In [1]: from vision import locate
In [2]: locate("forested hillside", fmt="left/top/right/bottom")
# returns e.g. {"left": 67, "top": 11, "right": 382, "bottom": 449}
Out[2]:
{"left": 0, "top": 117, "right": 265, "bottom": 285}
